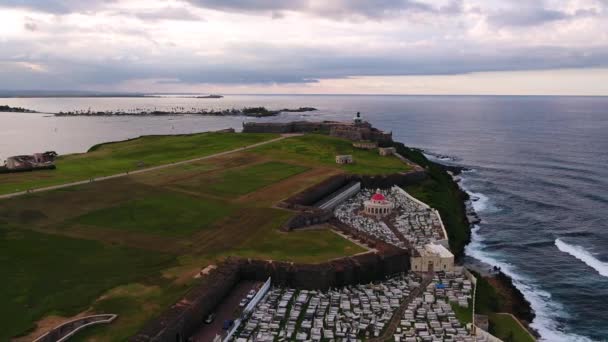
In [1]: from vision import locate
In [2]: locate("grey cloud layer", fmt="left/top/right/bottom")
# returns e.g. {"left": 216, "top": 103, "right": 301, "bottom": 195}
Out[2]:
{"left": 185, "top": 0, "right": 463, "bottom": 18}
{"left": 2, "top": 43, "right": 607, "bottom": 89}
{"left": 1, "top": 0, "right": 607, "bottom": 89}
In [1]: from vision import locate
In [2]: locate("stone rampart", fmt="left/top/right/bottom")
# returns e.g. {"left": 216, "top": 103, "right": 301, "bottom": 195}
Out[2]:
{"left": 131, "top": 263, "right": 241, "bottom": 342}
{"left": 132, "top": 246, "right": 410, "bottom": 341}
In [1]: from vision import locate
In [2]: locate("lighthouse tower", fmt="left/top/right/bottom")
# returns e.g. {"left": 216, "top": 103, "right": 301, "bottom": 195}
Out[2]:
{"left": 353, "top": 111, "right": 363, "bottom": 125}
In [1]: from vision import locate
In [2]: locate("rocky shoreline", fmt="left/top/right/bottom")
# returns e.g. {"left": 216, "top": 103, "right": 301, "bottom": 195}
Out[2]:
{"left": 433, "top": 155, "right": 538, "bottom": 337}
{"left": 54, "top": 106, "right": 317, "bottom": 117}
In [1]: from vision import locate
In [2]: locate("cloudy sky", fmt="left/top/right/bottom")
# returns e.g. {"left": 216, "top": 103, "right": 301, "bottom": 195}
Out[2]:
{"left": 1, "top": 0, "right": 608, "bottom": 95}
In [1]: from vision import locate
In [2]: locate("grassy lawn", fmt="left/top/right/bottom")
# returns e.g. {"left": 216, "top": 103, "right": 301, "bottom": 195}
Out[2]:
{"left": 174, "top": 161, "right": 309, "bottom": 198}
{"left": 490, "top": 313, "right": 536, "bottom": 342}
{"left": 0, "top": 132, "right": 278, "bottom": 195}
{"left": 227, "top": 213, "right": 367, "bottom": 262}
{"left": 473, "top": 273, "right": 503, "bottom": 314}
{"left": 69, "top": 283, "right": 190, "bottom": 342}
{"left": 0, "top": 132, "right": 394, "bottom": 340}
{"left": 74, "top": 192, "right": 235, "bottom": 236}
{"left": 0, "top": 228, "right": 175, "bottom": 341}
{"left": 251, "top": 134, "right": 409, "bottom": 175}
{"left": 451, "top": 301, "right": 473, "bottom": 324}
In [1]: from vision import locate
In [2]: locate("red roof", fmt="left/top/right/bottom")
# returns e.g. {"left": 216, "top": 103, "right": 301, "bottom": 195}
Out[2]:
{"left": 371, "top": 193, "right": 386, "bottom": 201}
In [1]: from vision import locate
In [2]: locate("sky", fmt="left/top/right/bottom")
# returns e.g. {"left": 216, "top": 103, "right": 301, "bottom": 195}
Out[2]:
{"left": 1, "top": 0, "right": 608, "bottom": 95}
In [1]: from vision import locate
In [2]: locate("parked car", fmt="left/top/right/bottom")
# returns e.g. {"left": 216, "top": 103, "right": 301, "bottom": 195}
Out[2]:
{"left": 204, "top": 313, "right": 216, "bottom": 324}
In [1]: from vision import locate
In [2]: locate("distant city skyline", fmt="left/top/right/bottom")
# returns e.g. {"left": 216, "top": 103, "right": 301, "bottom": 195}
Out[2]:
{"left": 1, "top": 0, "right": 608, "bottom": 95}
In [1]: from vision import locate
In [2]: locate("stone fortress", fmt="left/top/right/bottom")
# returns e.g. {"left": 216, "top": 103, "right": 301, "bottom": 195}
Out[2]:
{"left": 133, "top": 114, "right": 492, "bottom": 342}
{"left": 242, "top": 112, "right": 393, "bottom": 145}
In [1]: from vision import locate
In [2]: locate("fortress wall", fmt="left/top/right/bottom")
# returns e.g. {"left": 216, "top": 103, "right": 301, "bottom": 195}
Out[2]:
{"left": 283, "top": 174, "right": 351, "bottom": 207}
{"left": 242, "top": 121, "right": 333, "bottom": 134}
{"left": 234, "top": 248, "right": 409, "bottom": 290}
{"left": 282, "top": 209, "right": 334, "bottom": 230}
{"left": 132, "top": 247, "right": 410, "bottom": 341}
{"left": 282, "top": 172, "right": 426, "bottom": 209}
{"left": 131, "top": 263, "right": 241, "bottom": 342}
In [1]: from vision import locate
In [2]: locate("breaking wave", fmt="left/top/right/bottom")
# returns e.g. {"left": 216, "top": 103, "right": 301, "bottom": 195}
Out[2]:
{"left": 555, "top": 239, "right": 608, "bottom": 278}
{"left": 460, "top": 174, "right": 595, "bottom": 342}
{"left": 467, "top": 226, "right": 595, "bottom": 342}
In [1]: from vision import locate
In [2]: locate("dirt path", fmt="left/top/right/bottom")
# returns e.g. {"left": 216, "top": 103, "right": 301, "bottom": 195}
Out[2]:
{"left": 0, "top": 135, "right": 291, "bottom": 200}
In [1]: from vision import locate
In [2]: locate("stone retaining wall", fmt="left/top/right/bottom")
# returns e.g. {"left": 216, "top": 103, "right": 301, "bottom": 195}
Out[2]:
{"left": 132, "top": 248, "right": 410, "bottom": 341}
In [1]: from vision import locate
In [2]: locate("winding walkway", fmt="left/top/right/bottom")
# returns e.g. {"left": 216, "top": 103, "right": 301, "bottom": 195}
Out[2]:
{"left": 0, "top": 134, "right": 294, "bottom": 200}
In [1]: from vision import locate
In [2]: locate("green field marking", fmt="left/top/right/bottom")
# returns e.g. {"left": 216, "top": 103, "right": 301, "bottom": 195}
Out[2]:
{"left": 0, "top": 132, "right": 278, "bottom": 195}
{"left": 0, "top": 228, "right": 175, "bottom": 340}
{"left": 251, "top": 134, "right": 409, "bottom": 175}
{"left": 73, "top": 191, "right": 235, "bottom": 236}
{"left": 174, "top": 161, "right": 309, "bottom": 197}
{"left": 451, "top": 301, "right": 473, "bottom": 324}
{"left": 226, "top": 211, "right": 367, "bottom": 263}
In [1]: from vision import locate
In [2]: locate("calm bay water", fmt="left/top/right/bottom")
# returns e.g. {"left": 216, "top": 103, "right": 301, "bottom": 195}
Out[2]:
{"left": 1, "top": 95, "right": 607, "bottom": 341}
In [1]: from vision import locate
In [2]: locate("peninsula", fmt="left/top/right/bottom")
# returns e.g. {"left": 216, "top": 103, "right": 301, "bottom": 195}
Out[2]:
{"left": 0, "top": 114, "right": 535, "bottom": 342}
{"left": 53, "top": 106, "right": 317, "bottom": 117}
{"left": 0, "top": 104, "right": 37, "bottom": 113}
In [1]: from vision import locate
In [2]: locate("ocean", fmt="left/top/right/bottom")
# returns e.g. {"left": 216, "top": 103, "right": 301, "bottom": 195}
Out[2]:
{"left": 1, "top": 95, "right": 607, "bottom": 341}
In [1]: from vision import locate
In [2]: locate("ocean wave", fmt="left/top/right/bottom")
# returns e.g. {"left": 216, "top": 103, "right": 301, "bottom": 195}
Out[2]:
{"left": 466, "top": 226, "right": 595, "bottom": 342}
{"left": 555, "top": 239, "right": 608, "bottom": 278}
{"left": 422, "top": 151, "right": 457, "bottom": 162}
{"left": 459, "top": 178, "right": 500, "bottom": 214}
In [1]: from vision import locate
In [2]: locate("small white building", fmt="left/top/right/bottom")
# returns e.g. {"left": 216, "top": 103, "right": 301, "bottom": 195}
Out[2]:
{"left": 411, "top": 243, "right": 454, "bottom": 273}
{"left": 378, "top": 147, "right": 396, "bottom": 156}
{"left": 363, "top": 190, "right": 394, "bottom": 216}
{"left": 335, "top": 155, "right": 354, "bottom": 164}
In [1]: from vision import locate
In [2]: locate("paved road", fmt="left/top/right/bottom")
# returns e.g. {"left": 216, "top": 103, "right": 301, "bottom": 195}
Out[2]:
{"left": 0, "top": 135, "right": 292, "bottom": 200}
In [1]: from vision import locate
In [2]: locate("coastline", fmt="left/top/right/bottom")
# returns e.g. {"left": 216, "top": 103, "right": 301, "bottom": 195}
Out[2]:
{"left": 419, "top": 150, "right": 539, "bottom": 339}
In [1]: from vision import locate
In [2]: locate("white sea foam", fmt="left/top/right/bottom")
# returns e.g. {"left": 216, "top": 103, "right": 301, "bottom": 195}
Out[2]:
{"left": 459, "top": 177, "right": 498, "bottom": 213}
{"left": 460, "top": 174, "right": 596, "bottom": 341}
{"left": 423, "top": 152, "right": 456, "bottom": 162}
{"left": 466, "top": 226, "right": 595, "bottom": 341}
{"left": 555, "top": 239, "right": 608, "bottom": 278}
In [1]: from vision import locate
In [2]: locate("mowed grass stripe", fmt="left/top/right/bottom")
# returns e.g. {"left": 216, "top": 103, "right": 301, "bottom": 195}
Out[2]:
{"left": 181, "top": 161, "right": 310, "bottom": 198}
{"left": 0, "top": 132, "right": 278, "bottom": 195}
{"left": 73, "top": 191, "right": 235, "bottom": 237}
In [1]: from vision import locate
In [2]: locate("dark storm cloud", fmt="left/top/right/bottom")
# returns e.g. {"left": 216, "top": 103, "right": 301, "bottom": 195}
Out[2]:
{"left": 488, "top": 7, "right": 599, "bottom": 27}
{"left": 185, "top": 0, "right": 464, "bottom": 19}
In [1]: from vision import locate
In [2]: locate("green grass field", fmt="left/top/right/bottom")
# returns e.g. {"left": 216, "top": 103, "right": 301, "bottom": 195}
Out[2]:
{"left": 174, "top": 161, "right": 309, "bottom": 198}
{"left": 490, "top": 313, "right": 536, "bottom": 342}
{"left": 451, "top": 301, "right": 473, "bottom": 324}
{"left": 252, "top": 134, "right": 409, "bottom": 174}
{"left": 0, "top": 132, "right": 278, "bottom": 195}
{"left": 0, "top": 227, "right": 175, "bottom": 341}
{"left": 0, "top": 130, "right": 423, "bottom": 340}
{"left": 74, "top": 192, "right": 236, "bottom": 236}
{"left": 0, "top": 132, "right": 383, "bottom": 340}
